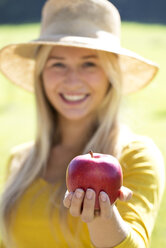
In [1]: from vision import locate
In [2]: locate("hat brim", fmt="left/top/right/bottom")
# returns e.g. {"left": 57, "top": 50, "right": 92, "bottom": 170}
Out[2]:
{"left": 0, "top": 35, "right": 158, "bottom": 94}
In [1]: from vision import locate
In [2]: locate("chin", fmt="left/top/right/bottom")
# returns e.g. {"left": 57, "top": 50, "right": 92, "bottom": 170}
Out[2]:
{"left": 59, "top": 110, "right": 94, "bottom": 122}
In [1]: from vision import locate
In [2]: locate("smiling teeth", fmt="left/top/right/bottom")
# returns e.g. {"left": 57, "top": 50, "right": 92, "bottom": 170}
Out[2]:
{"left": 62, "top": 94, "right": 87, "bottom": 101}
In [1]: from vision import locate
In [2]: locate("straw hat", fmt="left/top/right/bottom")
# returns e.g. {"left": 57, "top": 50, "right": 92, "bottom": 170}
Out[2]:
{"left": 0, "top": 0, "right": 158, "bottom": 94}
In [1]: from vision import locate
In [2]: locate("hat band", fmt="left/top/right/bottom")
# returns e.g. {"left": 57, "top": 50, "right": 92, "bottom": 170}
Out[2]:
{"left": 37, "top": 31, "right": 120, "bottom": 49}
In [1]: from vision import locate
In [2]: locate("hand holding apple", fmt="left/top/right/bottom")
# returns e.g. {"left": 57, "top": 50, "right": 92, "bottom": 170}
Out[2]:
{"left": 66, "top": 151, "right": 123, "bottom": 209}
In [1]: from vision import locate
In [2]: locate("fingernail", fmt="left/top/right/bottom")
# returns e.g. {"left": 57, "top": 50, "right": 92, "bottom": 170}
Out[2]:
{"left": 100, "top": 192, "right": 107, "bottom": 202}
{"left": 68, "top": 193, "right": 73, "bottom": 200}
{"left": 86, "top": 189, "right": 93, "bottom": 200}
{"left": 76, "top": 189, "right": 83, "bottom": 199}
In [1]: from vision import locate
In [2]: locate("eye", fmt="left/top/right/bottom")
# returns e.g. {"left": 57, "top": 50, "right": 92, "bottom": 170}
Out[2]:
{"left": 83, "top": 62, "right": 97, "bottom": 68}
{"left": 52, "top": 62, "right": 66, "bottom": 68}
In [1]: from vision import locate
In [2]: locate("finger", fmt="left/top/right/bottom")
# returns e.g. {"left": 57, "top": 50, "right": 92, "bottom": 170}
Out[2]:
{"left": 69, "top": 189, "right": 85, "bottom": 217}
{"left": 94, "top": 209, "right": 100, "bottom": 217}
{"left": 63, "top": 191, "right": 73, "bottom": 208}
{"left": 81, "top": 189, "right": 96, "bottom": 223}
{"left": 99, "top": 191, "right": 113, "bottom": 219}
{"left": 119, "top": 186, "right": 133, "bottom": 201}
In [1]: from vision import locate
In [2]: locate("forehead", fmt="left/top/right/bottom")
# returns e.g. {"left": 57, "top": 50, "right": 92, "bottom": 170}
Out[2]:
{"left": 48, "top": 45, "right": 98, "bottom": 58}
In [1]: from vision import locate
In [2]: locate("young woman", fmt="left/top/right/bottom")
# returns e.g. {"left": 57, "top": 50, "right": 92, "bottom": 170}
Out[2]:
{"left": 0, "top": 0, "right": 165, "bottom": 247}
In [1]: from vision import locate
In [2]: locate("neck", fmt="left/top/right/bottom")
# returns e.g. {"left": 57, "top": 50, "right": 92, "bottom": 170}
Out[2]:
{"left": 57, "top": 115, "right": 98, "bottom": 151}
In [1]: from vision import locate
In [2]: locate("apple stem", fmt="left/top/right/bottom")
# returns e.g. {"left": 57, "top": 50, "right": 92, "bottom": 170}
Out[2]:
{"left": 89, "top": 150, "right": 94, "bottom": 158}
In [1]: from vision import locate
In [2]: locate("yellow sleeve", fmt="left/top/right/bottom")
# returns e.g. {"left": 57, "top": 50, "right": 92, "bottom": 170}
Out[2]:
{"left": 115, "top": 137, "right": 165, "bottom": 248}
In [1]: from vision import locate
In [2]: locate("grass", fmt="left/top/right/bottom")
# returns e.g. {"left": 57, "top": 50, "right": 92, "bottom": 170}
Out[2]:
{"left": 0, "top": 23, "right": 166, "bottom": 247}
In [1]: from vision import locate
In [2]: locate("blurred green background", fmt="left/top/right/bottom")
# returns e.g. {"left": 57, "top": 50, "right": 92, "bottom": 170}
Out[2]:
{"left": 0, "top": 23, "right": 166, "bottom": 247}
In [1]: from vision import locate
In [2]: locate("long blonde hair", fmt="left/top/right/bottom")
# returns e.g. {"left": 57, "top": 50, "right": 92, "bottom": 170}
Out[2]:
{"left": 0, "top": 45, "right": 122, "bottom": 246}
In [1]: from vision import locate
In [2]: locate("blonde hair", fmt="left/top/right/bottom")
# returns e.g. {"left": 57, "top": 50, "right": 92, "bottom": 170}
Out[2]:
{"left": 0, "top": 45, "right": 122, "bottom": 246}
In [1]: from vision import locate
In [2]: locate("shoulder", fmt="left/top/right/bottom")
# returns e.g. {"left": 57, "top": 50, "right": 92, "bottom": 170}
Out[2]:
{"left": 120, "top": 134, "right": 164, "bottom": 165}
{"left": 7, "top": 141, "right": 34, "bottom": 175}
{"left": 117, "top": 126, "right": 164, "bottom": 166}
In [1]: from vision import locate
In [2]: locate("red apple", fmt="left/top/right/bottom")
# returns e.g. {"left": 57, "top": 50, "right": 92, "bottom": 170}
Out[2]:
{"left": 66, "top": 151, "right": 123, "bottom": 209}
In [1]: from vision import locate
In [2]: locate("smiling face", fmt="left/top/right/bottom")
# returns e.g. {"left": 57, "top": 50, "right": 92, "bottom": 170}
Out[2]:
{"left": 42, "top": 46, "right": 109, "bottom": 121}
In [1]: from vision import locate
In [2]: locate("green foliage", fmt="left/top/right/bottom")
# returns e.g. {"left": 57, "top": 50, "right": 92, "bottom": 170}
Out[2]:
{"left": 0, "top": 23, "right": 166, "bottom": 247}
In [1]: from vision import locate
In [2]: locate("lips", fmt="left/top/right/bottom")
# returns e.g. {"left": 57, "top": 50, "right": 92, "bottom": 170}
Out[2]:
{"left": 59, "top": 93, "right": 89, "bottom": 104}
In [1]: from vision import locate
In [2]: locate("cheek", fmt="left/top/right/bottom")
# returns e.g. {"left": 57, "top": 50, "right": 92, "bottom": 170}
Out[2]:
{"left": 41, "top": 74, "right": 55, "bottom": 104}
{"left": 42, "top": 71, "right": 58, "bottom": 91}
{"left": 88, "top": 73, "right": 109, "bottom": 93}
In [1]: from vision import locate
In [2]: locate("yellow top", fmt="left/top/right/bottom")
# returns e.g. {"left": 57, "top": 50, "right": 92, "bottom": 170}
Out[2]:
{"left": 0, "top": 136, "right": 165, "bottom": 248}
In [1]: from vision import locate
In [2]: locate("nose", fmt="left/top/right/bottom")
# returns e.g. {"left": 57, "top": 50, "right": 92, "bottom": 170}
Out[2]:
{"left": 65, "top": 67, "right": 82, "bottom": 88}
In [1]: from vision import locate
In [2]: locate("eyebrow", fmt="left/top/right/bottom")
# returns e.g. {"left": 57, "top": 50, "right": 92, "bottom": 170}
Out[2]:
{"left": 82, "top": 55, "right": 98, "bottom": 59}
{"left": 48, "top": 55, "right": 98, "bottom": 60}
{"left": 48, "top": 56, "right": 65, "bottom": 60}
